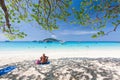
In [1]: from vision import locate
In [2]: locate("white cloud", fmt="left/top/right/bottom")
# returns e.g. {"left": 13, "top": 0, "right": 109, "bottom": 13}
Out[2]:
{"left": 51, "top": 34, "right": 57, "bottom": 39}
{"left": 60, "top": 30, "right": 98, "bottom": 35}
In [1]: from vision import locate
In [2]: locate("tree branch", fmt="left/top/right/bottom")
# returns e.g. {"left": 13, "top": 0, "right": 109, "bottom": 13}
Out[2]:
{"left": 106, "top": 22, "right": 120, "bottom": 35}
{"left": 0, "top": 0, "right": 12, "bottom": 33}
{"left": 113, "top": 23, "right": 120, "bottom": 31}
{"left": 46, "top": 0, "right": 52, "bottom": 29}
{"left": 109, "top": 4, "right": 120, "bottom": 9}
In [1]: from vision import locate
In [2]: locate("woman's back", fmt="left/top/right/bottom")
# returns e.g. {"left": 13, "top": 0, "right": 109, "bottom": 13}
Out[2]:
{"left": 40, "top": 54, "right": 48, "bottom": 63}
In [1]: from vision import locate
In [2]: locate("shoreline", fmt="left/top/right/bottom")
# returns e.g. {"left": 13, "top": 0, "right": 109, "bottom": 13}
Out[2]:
{"left": 0, "top": 49, "right": 120, "bottom": 66}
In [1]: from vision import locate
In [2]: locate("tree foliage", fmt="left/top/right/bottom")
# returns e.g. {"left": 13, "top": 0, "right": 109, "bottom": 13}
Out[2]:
{"left": 0, "top": 0, "right": 120, "bottom": 40}
{"left": 0, "top": 0, "right": 72, "bottom": 40}
{"left": 72, "top": 0, "right": 120, "bottom": 38}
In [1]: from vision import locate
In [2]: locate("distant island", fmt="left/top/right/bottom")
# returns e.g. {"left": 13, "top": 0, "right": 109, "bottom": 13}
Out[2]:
{"left": 43, "top": 38, "right": 61, "bottom": 43}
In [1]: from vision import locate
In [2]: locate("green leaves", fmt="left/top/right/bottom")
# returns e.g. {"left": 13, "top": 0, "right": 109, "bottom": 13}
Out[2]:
{"left": 1, "top": 0, "right": 72, "bottom": 40}
{"left": 112, "top": 22, "right": 117, "bottom": 27}
{"left": 30, "top": 0, "right": 71, "bottom": 31}
{"left": 91, "top": 31, "right": 105, "bottom": 38}
{"left": 17, "top": 20, "right": 20, "bottom": 23}
{"left": 117, "top": 20, "right": 120, "bottom": 23}
{"left": 5, "top": 33, "right": 27, "bottom": 40}
{"left": 1, "top": 0, "right": 119, "bottom": 40}
{"left": 33, "top": 4, "right": 39, "bottom": 8}
{"left": 100, "top": 31, "right": 105, "bottom": 36}
{"left": 0, "top": 16, "right": 3, "bottom": 19}
{"left": 0, "top": 21, "right": 4, "bottom": 26}
{"left": 4, "top": 34, "right": 16, "bottom": 40}
{"left": 4, "top": 31, "right": 27, "bottom": 40}
{"left": 94, "top": 5, "right": 101, "bottom": 11}
{"left": 68, "top": 1, "right": 72, "bottom": 5}
{"left": 2, "top": 26, "right": 27, "bottom": 40}
{"left": 92, "top": 34, "right": 97, "bottom": 38}
{"left": 71, "top": 0, "right": 120, "bottom": 38}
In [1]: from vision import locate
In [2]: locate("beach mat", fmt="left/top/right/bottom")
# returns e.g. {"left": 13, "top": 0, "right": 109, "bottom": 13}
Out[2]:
{"left": 0, "top": 66, "right": 16, "bottom": 76}
{"left": 35, "top": 60, "right": 50, "bottom": 65}
{"left": 40, "top": 61, "right": 50, "bottom": 65}
{"left": 39, "top": 62, "right": 50, "bottom": 68}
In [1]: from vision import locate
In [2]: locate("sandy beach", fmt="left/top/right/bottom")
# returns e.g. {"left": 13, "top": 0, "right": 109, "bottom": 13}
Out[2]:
{"left": 0, "top": 49, "right": 120, "bottom": 80}
{"left": 0, "top": 58, "right": 120, "bottom": 80}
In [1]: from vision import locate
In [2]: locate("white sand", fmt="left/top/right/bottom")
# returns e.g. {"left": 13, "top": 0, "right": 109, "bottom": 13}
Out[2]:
{"left": 0, "top": 49, "right": 120, "bottom": 80}
{"left": 0, "top": 48, "right": 120, "bottom": 66}
{"left": 0, "top": 58, "right": 120, "bottom": 80}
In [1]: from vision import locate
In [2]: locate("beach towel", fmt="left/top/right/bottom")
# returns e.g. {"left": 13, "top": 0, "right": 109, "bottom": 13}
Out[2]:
{"left": 40, "top": 61, "right": 50, "bottom": 65}
{"left": 0, "top": 66, "right": 16, "bottom": 76}
{"left": 35, "top": 60, "right": 50, "bottom": 65}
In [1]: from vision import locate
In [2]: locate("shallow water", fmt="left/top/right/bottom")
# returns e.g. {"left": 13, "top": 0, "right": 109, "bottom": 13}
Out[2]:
{"left": 0, "top": 41, "right": 120, "bottom": 51}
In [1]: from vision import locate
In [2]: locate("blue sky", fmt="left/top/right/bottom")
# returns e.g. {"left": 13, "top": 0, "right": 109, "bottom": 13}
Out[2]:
{"left": 0, "top": 20, "right": 120, "bottom": 41}
{"left": 0, "top": 0, "right": 120, "bottom": 41}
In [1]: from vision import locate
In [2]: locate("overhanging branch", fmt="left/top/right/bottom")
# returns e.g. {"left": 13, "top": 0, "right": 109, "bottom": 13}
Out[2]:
{"left": 0, "top": 0, "right": 12, "bottom": 33}
{"left": 46, "top": 0, "right": 52, "bottom": 29}
{"left": 106, "top": 23, "right": 120, "bottom": 35}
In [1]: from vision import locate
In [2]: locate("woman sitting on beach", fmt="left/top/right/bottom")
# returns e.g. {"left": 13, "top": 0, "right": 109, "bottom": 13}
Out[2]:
{"left": 40, "top": 54, "right": 48, "bottom": 64}
{"left": 36, "top": 53, "right": 49, "bottom": 64}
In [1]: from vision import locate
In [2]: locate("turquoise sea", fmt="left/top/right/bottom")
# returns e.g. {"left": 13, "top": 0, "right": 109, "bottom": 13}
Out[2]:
{"left": 0, "top": 41, "right": 120, "bottom": 51}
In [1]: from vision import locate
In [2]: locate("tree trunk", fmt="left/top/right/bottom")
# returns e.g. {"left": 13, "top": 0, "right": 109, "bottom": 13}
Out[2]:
{"left": 0, "top": 0, "right": 11, "bottom": 33}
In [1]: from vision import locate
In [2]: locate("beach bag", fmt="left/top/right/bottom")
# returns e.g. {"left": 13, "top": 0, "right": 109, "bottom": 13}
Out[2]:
{"left": 35, "top": 60, "right": 40, "bottom": 64}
